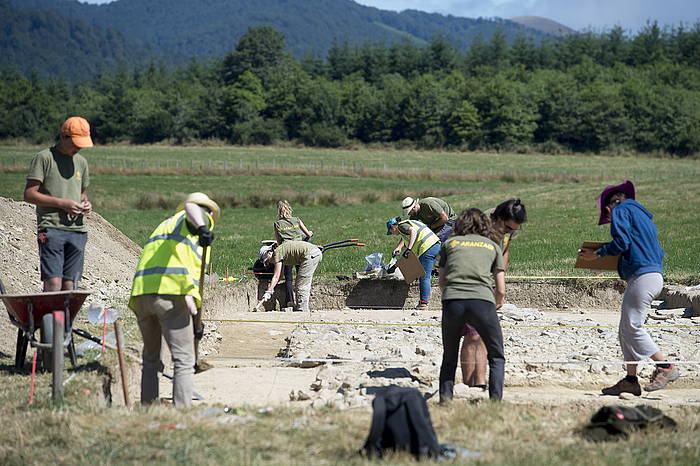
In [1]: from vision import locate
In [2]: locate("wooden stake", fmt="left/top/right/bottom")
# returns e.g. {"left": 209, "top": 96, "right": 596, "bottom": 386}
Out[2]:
{"left": 113, "top": 320, "right": 131, "bottom": 407}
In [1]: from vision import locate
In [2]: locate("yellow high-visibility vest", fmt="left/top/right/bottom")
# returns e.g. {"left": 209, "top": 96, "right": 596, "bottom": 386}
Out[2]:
{"left": 398, "top": 220, "right": 440, "bottom": 257}
{"left": 129, "top": 210, "right": 214, "bottom": 310}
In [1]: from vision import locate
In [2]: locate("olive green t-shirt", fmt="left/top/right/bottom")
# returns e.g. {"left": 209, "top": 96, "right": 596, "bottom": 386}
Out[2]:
{"left": 27, "top": 147, "right": 90, "bottom": 232}
{"left": 437, "top": 234, "right": 504, "bottom": 303}
{"left": 274, "top": 217, "right": 303, "bottom": 242}
{"left": 273, "top": 241, "right": 319, "bottom": 266}
{"left": 410, "top": 197, "right": 456, "bottom": 227}
{"left": 484, "top": 207, "right": 519, "bottom": 251}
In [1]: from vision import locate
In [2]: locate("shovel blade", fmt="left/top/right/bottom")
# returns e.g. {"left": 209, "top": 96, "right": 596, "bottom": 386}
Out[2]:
{"left": 194, "top": 359, "right": 213, "bottom": 374}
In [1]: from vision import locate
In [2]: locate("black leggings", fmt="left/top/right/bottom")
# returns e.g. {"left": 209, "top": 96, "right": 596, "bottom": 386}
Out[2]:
{"left": 440, "top": 299, "right": 505, "bottom": 400}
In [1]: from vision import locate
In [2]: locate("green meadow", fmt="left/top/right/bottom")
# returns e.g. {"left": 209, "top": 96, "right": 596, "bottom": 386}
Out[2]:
{"left": 1, "top": 145, "right": 699, "bottom": 283}
{"left": 1, "top": 145, "right": 700, "bottom": 465}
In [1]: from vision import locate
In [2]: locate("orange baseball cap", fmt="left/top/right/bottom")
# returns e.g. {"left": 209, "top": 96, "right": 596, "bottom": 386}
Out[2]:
{"left": 61, "top": 116, "right": 93, "bottom": 148}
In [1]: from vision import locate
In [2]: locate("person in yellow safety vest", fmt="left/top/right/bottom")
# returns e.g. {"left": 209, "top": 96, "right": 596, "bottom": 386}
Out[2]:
{"left": 129, "top": 192, "right": 220, "bottom": 408}
{"left": 386, "top": 217, "right": 441, "bottom": 310}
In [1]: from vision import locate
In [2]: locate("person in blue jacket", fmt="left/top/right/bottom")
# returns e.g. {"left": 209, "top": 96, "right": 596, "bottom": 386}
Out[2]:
{"left": 579, "top": 180, "right": 678, "bottom": 396}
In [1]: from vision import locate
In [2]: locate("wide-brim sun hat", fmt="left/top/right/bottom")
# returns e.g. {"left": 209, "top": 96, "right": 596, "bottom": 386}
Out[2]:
{"left": 597, "top": 180, "right": 635, "bottom": 225}
{"left": 401, "top": 196, "right": 418, "bottom": 216}
{"left": 177, "top": 192, "right": 221, "bottom": 222}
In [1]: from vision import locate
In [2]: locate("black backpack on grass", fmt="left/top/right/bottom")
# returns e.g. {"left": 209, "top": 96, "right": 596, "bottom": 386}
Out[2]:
{"left": 582, "top": 404, "right": 677, "bottom": 442}
{"left": 361, "top": 386, "right": 440, "bottom": 460}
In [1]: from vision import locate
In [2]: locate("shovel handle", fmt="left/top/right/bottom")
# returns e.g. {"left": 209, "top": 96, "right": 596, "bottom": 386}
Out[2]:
{"left": 193, "top": 245, "right": 209, "bottom": 366}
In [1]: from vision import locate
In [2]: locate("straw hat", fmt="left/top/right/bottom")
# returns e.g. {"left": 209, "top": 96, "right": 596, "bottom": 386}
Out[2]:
{"left": 177, "top": 192, "right": 221, "bottom": 222}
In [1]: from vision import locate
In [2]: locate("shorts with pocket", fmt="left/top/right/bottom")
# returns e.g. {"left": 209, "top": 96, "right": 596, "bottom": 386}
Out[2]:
{"left": 37, "top": 228, "right": 87, "bottom": 282}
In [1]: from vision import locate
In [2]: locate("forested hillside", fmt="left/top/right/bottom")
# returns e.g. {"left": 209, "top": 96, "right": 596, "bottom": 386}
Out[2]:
{"left": 0, "top": 0, "right": 152, "bottom": 80}
{"left": 7, "top": 0, "right": 545, "bottom": 67}
{"left": 2, "top": 24, "right": 700, "bottom": 155}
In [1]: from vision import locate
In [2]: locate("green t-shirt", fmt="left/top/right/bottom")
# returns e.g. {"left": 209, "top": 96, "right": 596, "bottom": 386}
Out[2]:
{"left": 27, "top": 147, "right": 90, "bottom": 232}
{"left": 437, "top": 234, "right": 504, "bottom": 303}
{"left": 273, "top": 241, "right": 319, "bottom": 266}
{"left": 274, "top": 217, "right": 303, "bottom": 242}
{"left": 410, "top": 197, "right": 456, "bottom": 227}
{"left": 484, "top": 207, "right": 519, "bottom": 252}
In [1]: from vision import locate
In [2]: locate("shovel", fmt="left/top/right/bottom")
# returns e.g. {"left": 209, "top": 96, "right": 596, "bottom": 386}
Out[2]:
{"left": 193, "top": 245, "right": 213, "bottom": 373}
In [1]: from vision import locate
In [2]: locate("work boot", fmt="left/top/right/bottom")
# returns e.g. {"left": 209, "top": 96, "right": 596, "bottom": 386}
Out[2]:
{"left": 439, "top": 381, "right": 454, "bottom": 404}
{"left": 601, "top": 377, "right": 641, "bottom": 396}
{"left": 415, "top": 301, "right": 429, "bottom": 310}
{"left": 645, "top": 365, "right": 679, "bottom": 391}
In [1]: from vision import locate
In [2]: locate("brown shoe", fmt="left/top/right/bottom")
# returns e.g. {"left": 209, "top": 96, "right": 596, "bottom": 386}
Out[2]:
{"left": 645, "top": 365, "right": 679, "bottom": 392}
{"left": 601, "top": 378, "right": 641, "bottom": 396}
{"left": 415, "top": 302, "right": 429, "bottom": 310}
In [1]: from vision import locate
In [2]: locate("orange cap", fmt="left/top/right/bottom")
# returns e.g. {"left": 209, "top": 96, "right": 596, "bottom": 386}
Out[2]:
{"left": 61, "top": 117, "right": 93, "bottom": 148}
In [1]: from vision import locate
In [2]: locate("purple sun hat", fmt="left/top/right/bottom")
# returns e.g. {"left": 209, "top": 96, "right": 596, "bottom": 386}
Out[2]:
{"left": 598, "top": 180, "right": 635, "bottom": 225}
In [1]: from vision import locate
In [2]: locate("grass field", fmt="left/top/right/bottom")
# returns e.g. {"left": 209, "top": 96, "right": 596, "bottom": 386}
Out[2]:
{"left": 1, "top": 145, "right": 700, "bottom": 465}
{"left": 1, "top": 145, "right": 699, "bottom": 282}
{"left": 1, "top": 367, "right": 699, "bottom": 465}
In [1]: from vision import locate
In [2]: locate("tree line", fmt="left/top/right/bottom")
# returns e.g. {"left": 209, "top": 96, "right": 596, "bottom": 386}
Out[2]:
{"left": 2, "top": 24, "right": 700, "bottom": 155}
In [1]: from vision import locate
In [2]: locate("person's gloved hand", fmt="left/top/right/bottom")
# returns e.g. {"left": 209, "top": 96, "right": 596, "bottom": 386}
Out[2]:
{"left": 262, "top": 290, "right": 273, "bottom": 302}
{"left": 196, "top": 225, "right": 215, "bottom": 247}
{"left": 402, "top": 249, "right": 410, "bottom": 258}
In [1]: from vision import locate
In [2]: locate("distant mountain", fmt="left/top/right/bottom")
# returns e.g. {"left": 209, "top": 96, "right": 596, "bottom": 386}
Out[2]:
{"left": 0, "top": 0, "right": 152, "bottom": 80}
{"left": 508, "top": 16, "right": 576, "bottom": 36}
{"left": 5, "top": 0, "right": 546, "bottom": 78}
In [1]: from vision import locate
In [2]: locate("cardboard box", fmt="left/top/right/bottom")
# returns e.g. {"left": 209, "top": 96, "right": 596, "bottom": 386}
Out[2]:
{"left": 396, "top": 250, "right": 426, "bottom": 284}
{"left": 574, "top": 241, "right": 619, "bottom": 271}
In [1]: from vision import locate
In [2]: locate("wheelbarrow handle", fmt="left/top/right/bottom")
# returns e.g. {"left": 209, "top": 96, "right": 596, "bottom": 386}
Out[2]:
{"left": 320, "top": 239, "right": 359, "bottom": 249}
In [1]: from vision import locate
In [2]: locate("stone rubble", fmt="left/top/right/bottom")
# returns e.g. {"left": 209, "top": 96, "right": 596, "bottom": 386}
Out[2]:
{"left": 278, "top": 303, "right": 700, "bottom": 410}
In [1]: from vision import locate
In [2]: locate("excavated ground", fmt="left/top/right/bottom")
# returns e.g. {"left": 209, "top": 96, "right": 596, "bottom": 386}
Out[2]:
{"left": 164, "top": 281, "right": 700, "bottom": 410}
{"left": 1, "top": 196, "right": 698, "bottom": 410}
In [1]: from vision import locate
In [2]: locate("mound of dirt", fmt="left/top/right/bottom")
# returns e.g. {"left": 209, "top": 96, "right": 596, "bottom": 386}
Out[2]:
{"left": 0, "top": 196, "right": 141, "bottom": 356}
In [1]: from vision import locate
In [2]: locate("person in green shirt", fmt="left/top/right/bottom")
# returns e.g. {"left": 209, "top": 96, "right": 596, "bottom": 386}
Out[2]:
{"left": 24, "top": 116, "right": 93, "bottom": 292}
{"left": 260, "top": 240, "right": 323, "bottom": 312}
{"left": 273, "top": 200, "right": 314, "bottom": 307}
{"left": 460, "top": 199, "right": 527, "bottom": 389}
{"left": 402, "top": 196, "right": 456, "bottom": 243}
{"left": 437, "top": 208, "right": 506, "bottom": 401}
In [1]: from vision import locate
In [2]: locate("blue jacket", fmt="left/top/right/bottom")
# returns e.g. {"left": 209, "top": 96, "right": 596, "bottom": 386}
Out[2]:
{"left": 596, "top": 199, "right": 664, "bottom": 281}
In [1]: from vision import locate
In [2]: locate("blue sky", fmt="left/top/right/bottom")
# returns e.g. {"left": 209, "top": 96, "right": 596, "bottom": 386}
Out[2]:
{"left": 81, "top": 0, "right": 699, "bottom": 33}
{"left": 354, "top": 0, "right": 700, "bottom": 33}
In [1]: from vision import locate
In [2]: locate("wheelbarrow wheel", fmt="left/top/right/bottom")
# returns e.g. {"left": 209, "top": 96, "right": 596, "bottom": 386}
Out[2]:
{"left": 40, "top": 313, "right": 54, "bottom": 372}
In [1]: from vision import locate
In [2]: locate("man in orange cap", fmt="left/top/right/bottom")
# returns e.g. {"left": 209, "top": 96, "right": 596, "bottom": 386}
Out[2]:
{"left": 24, "top": 116, "right": 93, "bottom": 292}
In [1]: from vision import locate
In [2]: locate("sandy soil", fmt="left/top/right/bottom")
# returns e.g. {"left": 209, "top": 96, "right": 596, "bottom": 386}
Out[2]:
{"left": 0, "top": 197, "right": 139, "bottom": 358}
{"left": 155, "top": 307, "right": 700, "bottom": 410}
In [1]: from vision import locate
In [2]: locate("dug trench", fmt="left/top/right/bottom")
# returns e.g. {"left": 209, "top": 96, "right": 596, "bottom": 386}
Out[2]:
{"left": 164, "top": 278, "right": 700, "bottom": 409}
{"left": 1, "top": 197, "right": 697, "bottom": 409}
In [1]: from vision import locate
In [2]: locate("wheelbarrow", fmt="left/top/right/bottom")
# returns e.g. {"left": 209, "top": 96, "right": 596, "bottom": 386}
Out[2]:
{"left": 0, "top": 283, "right": 91, "bottom": 401}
